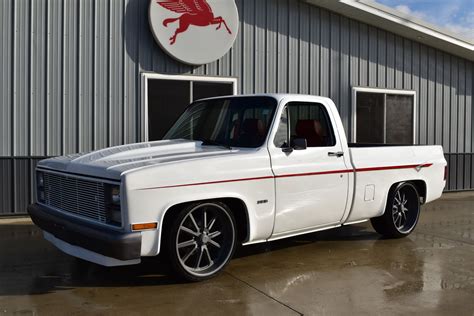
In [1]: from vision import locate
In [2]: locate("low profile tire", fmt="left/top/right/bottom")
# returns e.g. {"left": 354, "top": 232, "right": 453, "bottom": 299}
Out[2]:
{"left": 371, "top": 182, "right": 421, "bottom": 238}
{"left": 167, "top": 201, "right": 237, "bottom": 282}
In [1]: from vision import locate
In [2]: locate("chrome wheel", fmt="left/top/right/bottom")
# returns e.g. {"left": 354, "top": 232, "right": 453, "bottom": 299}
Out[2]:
{"left": 391, "top": 184, "right": 420, "bottom": 234}
{"left": 175, "top": 203, "right": 235, "bottom": 278}
{"left": 371, "top": 182, "right": 421, "bottom": 238}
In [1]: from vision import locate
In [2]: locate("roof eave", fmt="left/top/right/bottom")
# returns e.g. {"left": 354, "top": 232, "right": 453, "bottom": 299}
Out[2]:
{"left": 305, "top": 0, "right": 474, "bottom": 61}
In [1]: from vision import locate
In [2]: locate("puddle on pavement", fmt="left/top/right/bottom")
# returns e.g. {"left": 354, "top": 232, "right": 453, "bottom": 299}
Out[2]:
{"left": 0, "top": 193, "right": 473, "bottom": 314}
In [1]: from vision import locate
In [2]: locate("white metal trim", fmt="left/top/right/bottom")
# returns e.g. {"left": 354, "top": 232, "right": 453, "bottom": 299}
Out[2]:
{"left": 36, "top": 167, "right": 121, "bottom": 185}
{"left": 351, "top": 87, "right": 417, "bottom": 144}
{"left": 304, "top": 0, "right": 473, "bottom": 61}
{"left": 140, "top": 73, "right": 238, "bottom": 142}
{"left": 343, "top": 0, "right": 473, "bottom": 48}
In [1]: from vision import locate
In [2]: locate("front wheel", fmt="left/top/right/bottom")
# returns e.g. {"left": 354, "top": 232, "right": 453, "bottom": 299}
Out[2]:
{"left": 167, "top": 201, "right": 237, "bottom": 282}
{"left": 371, "top": 182, "right": 421, "bottom": 238}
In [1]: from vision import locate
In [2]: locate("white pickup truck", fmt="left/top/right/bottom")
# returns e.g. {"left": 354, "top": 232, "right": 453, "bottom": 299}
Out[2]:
{"left": 28, "top": 94, "right": 447, "bottom": 281}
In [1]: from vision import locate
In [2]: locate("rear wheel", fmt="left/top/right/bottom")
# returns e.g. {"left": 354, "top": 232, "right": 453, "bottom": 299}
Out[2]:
{"left": 371, "top": 182, "right": 421, "bottom": 238}
{"left": 167, "top": 201, "right": 237, "bottom": 282}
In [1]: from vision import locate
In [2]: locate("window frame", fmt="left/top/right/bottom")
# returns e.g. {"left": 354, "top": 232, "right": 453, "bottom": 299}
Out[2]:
{"left": 273, "top": 106, "right": 290, "bottom": 148}
{"left": 352, "top": 87, "right": 417, "bottom": 144}
{"left": 273, "top": 101, "right": 337, "bottom": 149}
{"left": 141, "top": 73, "right": 238, "bottom": 142}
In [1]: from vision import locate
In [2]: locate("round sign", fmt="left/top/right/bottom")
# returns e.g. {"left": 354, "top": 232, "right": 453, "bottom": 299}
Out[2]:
{"left": 149, "top": 0, "right": 239, "bottom": 65}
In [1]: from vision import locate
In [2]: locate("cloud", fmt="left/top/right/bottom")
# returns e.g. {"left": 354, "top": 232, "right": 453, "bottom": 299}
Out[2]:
{"left": 394, "top": 5, "right": 427, "bottom": 20}
{"left": 451, "top": 10, "right": 474, "bottom": 40}
{"left": 377, "top": 1, "right": 474, "bottom": 41}
{"left": 445, "top": 23, "right": 474, "bottom": 41}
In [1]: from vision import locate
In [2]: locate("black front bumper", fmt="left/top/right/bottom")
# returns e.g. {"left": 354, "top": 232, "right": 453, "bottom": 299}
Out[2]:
{"left": 28, "top": 204, "right": 141, "bottom": 261}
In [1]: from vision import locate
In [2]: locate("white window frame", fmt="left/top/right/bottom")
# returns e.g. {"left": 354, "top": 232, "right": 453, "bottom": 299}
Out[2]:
{"left": 351, "top": 87, "right": 417, "bottom": 144}
{"left": 141, "top": 73, "right": 238, "bottom": 142}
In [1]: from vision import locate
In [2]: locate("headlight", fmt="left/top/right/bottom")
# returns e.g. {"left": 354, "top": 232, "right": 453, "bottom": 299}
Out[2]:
{"left": 111, "top": 186, "right": 120, "bottom": 205}
{"left": 37, "top": 171, "right": 45, "bottom": 203}
{"left": 106, "top": 185, "right": 122, "bottom": 226}
{"left": 107, "top": 207, "right": 122, "bottom": 224}
{"left": 37, "top": 172, "right": 44, "bottom": 188}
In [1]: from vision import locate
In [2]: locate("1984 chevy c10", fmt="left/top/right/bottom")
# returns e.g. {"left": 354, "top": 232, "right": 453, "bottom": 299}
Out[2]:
{"left": 28, "top": 94, "right": 447, "bottom": 281}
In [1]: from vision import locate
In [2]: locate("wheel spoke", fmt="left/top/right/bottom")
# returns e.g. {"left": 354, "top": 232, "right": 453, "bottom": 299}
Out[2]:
{"left": 208, "top": 218, "right": 216, "bottom": 231}
{"left": 204, "top": 246, "right": 213, "bottom": 265}
{"left": 395, "top": 191, "right": 402, "bottom": 205}
{"left": 401, "top": 211, "right": 407, "bottom": 224}
{"left": 178, "top": 239, "right": 197, "bottom": 249}
{"left": 204, "top": 210, "right": 207, "bottom": 230}
{"left": 392, "top": 205, "right": 398, "bottom": 215}
{"left": 397, "top": 214, "right": 403, "bottom": 228}
{"left": 182, "top": 246, "right": 198, "bottom": 262}
{"left": 189, "top": 213, "right": 200, "bottom": 232}
{"left": 209, "top": 231, "right": 221, "bottom": 239}
{"left": 208, "top": 239, "right": 221, "bottom": 248}
{"left": 196, "top": 248, "right": 204, "bottom": 269}
{"left": 180, "top": 226, "right": 199, "bottom": 237}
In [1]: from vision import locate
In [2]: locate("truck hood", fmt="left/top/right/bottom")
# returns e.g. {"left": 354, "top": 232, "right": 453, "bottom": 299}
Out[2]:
{"left": 37, "top": 140, "right": 237, "bottom": 180}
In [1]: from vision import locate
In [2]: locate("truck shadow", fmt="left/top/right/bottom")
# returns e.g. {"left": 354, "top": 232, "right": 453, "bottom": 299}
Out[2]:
{"left": 0, "top": 223, "right": 387, "bottom": 296}
{"left": 234, "top": 223, "right": 380, "bottom": 259}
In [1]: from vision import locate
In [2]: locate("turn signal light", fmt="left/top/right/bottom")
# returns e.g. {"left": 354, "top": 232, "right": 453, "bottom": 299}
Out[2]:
{"left": 131, "top": 222, "right": 158, "bottom": 231}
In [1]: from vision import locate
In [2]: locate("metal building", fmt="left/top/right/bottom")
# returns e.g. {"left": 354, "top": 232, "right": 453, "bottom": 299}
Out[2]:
{"left": 1, "top": 0, "right": 473, "bottom": 215}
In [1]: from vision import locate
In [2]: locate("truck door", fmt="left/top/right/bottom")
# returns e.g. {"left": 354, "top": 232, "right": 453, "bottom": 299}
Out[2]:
{"left": 269, "top": 101, "right": 350, "bottom": 236}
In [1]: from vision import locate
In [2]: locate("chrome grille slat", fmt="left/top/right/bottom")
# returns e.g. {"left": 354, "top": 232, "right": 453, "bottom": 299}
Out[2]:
{"left": 42, "top": 172, "right": 109, "bottom": 224}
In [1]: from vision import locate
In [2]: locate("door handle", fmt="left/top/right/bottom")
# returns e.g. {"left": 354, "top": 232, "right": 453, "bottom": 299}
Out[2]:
{"left": 328, "top": 151, "right": 344, "bottom": 157}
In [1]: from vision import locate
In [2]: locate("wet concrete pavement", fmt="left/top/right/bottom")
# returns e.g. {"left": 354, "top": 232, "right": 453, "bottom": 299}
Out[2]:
{"left": 1, "top": 192, "right": 473, "bottom": 315}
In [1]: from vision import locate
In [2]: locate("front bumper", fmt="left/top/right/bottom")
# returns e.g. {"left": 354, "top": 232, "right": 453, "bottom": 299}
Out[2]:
{"left": 28, "top": 203, "right": 142, "bottom": 263}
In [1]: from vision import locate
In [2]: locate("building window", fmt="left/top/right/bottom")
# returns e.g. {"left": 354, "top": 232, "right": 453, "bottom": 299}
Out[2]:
{"left": 142, "top": 74, "right": 237, "bottom": 141}
{"left": 353, "top": 88, "right": 416, "bottom": 144}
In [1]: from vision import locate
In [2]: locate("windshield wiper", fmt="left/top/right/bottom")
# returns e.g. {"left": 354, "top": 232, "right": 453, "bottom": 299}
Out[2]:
{"left": 199, "top": 139, "right": 232, "bottom": 150}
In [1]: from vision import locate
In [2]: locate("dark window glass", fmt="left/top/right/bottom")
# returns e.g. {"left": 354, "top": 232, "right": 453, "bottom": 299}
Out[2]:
{"left": 147, "top": 79, "right": 235, "bottom": 141}
{"left": 386, "top": 95, "right": 414, "bottom": 144}
{"left": 165, "top": 96, "right": 277, "bottom": 148}
{"left": 192, "top": 82, "right": 234, "bottom": 101}
{"left": 148, "top": 80, "right": 190, "bottom": 141}
{"left": 355, "top": 91, "right": 414, "bottom": 144}
{"left": 274, "top": 102, "right": 336, "bottom": 148}
{"left": 356, "top": 92, "right": 385, "bottom": 143}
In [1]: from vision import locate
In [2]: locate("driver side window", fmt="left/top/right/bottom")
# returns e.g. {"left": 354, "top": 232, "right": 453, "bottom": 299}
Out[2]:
{"left": 273, "top": 102, "right": 336, "bottom": 148}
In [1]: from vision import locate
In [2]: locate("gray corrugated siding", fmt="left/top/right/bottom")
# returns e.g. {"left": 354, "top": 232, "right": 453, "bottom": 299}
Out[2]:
{"left": 0, "top": 0, "right": 473, "bottom": 214}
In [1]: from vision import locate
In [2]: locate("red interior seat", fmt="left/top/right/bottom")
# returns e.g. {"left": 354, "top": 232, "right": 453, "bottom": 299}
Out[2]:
{"left": 295, "top": 120, "right": 325, "bottom": 147}
{"left": 239, "top": 119, "right": 265, "bottom": 146}
{"left": 242, "top": 119, "right": 265, "bottom": 136}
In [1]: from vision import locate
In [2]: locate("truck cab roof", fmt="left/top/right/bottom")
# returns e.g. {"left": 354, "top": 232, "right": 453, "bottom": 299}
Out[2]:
{"left": 195, "top": 93, "right": 334, "bottom": 104}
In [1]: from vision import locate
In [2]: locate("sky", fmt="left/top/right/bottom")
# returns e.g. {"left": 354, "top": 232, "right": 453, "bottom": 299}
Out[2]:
{"left": 375, "top": 0, "right": 474, "bottom": 42}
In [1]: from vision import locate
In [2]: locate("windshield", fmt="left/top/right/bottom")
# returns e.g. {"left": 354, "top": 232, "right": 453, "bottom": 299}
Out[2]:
{"left": 164, "top": 96, "right": 277, "bottom": 148}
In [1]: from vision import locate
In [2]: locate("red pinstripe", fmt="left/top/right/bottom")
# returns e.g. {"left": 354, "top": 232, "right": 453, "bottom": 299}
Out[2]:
{"left": 355, "top": 163, "right": 433, "bottom": 173}
{"left": 145, "top": 163, "right": 433, "bottom": 190}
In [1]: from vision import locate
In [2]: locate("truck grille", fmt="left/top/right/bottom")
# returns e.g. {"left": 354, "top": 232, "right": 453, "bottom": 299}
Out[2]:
{"left": 42, "top": 172, "right": 107, "bottom": 223}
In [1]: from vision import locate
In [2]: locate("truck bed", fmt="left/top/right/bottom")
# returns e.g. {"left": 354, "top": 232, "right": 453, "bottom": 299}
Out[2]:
{"left": 345, "top": 144, "right": 446, "bottom": 223}
{"left": 348, "top": 143, "right": 418, "bottom": 147}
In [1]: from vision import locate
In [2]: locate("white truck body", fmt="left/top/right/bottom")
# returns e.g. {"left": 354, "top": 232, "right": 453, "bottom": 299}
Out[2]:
{"left": 29, "top": 94, "right": 447, "bottom": 268}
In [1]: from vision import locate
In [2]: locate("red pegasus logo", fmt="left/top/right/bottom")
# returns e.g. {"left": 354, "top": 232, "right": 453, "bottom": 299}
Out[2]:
{"left": 157, "top": 0, "right": 233, "bottom": 45}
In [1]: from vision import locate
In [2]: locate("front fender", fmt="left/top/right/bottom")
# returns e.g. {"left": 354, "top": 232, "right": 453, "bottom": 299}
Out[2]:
{"left": 125, "top": 179, "right": 275, "bottom": 257}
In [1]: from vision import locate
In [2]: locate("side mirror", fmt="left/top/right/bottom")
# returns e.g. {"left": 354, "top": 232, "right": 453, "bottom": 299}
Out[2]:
{"left": 291, "top": 138, "right": 307, "bottom": 150}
